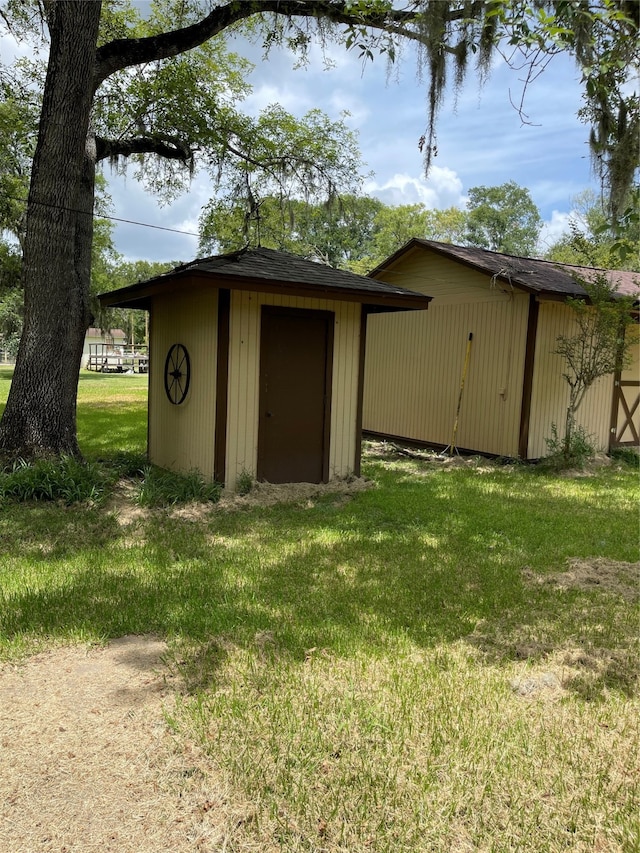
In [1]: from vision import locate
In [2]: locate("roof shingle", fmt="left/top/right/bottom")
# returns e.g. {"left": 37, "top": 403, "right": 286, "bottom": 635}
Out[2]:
{"left": 99, "top": 247, "right": 432, "bottom": 311}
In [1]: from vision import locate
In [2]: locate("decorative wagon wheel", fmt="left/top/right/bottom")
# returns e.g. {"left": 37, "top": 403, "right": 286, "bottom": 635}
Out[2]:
{"left": 164, "top": 343, "right": 191, "bottom": 405}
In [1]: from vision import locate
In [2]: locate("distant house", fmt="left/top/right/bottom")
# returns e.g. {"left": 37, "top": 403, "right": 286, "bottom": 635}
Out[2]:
{"left": 363, "top": 240, "right": 639, "bottom": 459}
{"left": 99, "top": 247, "right": 431, "bottom": 488}
{"left": 82, "top": 327, "right": 126, "bottom": 369}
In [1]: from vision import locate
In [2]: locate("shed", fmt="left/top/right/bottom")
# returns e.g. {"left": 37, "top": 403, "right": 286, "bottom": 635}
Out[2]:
{"left": 363, "top": 239, "right": 639, "bottom": 459}
{"left": 82, "top": 327, "right": 126, "bottom": 369}
{"left": 99, "top": 247, "right": 431, "bottom": 488}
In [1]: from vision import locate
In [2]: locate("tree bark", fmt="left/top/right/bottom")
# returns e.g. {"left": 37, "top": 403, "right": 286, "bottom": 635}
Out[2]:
{"left": 0, "top": 1, "right": 102, "bottom": 458}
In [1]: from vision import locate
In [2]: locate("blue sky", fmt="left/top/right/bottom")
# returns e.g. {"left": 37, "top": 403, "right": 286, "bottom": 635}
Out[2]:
{"left": 1, "top": 8, "right": 601, "bottom": 264}
{"left": 107, "top": 31, "right": 598, "bottom": 264}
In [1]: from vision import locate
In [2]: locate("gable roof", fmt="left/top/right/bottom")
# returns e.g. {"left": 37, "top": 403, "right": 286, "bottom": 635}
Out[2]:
{"left": 370, "top": 239, "right": 640, "bottom": 302}
{"left": 99, "top": 247, "right": 432, "bottom": 312}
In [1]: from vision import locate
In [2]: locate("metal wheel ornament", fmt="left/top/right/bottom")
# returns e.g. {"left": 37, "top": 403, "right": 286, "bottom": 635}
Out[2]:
{"left": 164, "top": 343, "right": 191, "bottom": 405}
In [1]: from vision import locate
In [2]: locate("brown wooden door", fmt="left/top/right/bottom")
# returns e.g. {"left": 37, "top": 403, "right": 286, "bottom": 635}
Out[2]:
{"left": 609, "top": 327, "right": 640, "bottom": 449}
{"left": 610, "top": 376, "right": 640, "bottom": 447}
{"left": 257, "top": 306, "right": 333, "bottom": 483}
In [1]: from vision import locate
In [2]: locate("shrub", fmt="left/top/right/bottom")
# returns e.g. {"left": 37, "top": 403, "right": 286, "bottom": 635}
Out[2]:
{"left": 542, "top": 421, "right": 596, "bottom": 470}
{"left": 610, "top": 446, "right": 640, "bottom": 467}
{"left": 0, "top": 456, "right": 107, "bottom": 504}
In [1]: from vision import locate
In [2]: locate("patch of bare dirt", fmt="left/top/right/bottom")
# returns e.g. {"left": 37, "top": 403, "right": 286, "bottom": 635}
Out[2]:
{"left": 109, "top": 477, "right": 373, "bottom": 528}
{"left": 522, "top": 557, "right": 640, "bottom": 602}
{"left": 363, "top": 440, "right": 513, "bottom": 473}
{"left": 199, "top": 477, "right": 372, "bottom": 514}
{"left": 0, "top": 636, "right": 248, "bottom": 853}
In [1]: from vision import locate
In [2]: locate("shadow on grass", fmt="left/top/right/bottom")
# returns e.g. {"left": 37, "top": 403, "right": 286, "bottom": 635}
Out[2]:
{"left": 1, "top": 460, "right": 638, "bottom": 698}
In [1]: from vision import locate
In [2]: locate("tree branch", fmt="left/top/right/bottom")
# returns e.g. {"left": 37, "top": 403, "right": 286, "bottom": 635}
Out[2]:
{"left": 94, "top": 1, "right": 454, "bottom": 90}
{"left": 95, "top": 134, "right": 193, "bottom": 164}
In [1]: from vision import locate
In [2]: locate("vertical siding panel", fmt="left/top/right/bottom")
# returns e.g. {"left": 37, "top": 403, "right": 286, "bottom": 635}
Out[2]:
{"left": 528, "top": 302, "right": 617, "bottom": 458}
{"left": 224, "top": 293, "right": 240, "bottom": 486}
{"left": 364, "top": 285, "right": 529, "bottom": 457}
{"left": 227, "top": 291, "right": 261, "bottom": 488}
{"left": 333, "top": 301, "right": 360, "bottom": 476}
{"left": 149, "top": 288, "right": 218, "bottom": 478}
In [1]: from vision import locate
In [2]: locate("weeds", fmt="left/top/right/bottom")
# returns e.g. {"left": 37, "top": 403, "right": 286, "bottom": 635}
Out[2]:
{"left": 235, "top": 468, "right": 254, "bottom": 495}
{"left": 610, "top": 446, "right": 640, "bottom": 467}
{"left": 135, "top": 465, "right": 221, "bottom": 507}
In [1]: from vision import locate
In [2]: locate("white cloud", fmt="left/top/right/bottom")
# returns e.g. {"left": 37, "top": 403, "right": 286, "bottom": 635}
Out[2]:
{"left": 244, "top": 82, "right": 311, "bottom": 116}
{"left": 538, "top": 210, "right": 573, "bottom": 254}
{"left": 365, "top": 166, "right": 465, "bottom": 209}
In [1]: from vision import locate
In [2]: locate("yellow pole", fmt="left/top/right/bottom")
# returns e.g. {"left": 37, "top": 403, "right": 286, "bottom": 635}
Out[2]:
{"left": 449, "top": 332, "right": 473, "bottom": 455}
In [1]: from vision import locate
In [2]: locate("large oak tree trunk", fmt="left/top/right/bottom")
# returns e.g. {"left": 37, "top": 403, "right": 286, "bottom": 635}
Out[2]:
{"left": 0, "top": 2, "right": 101, "bottom": 458}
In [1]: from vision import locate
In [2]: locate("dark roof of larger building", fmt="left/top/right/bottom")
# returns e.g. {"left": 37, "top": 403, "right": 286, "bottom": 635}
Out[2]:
{"left": 99, "top": 246, "right": 432, "bottom": 312}
{"left": 371, "top": 239, "right": 640, "bottom": 301}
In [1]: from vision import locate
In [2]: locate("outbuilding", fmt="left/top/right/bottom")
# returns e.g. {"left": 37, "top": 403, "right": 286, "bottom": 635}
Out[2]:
{"left": 99, "top": 247, "right": 431, "bottom": 488}
{"left": 363, "top": 239, "right": 639, "bottom": 459}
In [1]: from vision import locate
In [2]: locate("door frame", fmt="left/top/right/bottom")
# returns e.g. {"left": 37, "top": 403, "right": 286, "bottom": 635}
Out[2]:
{"left": 608, "top": 323, "right": 640, "bottom": 450}
{"left": 257, "top": 305, "right": 334, "bottom": 483}
{"left": 609, "top": 373, "right": 640, "bottom": 448}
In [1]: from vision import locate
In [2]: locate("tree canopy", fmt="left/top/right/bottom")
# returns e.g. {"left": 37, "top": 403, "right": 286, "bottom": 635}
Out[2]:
{"left": 464, "top": 180, "right": 542, "bottom": 256}
{"left": 545, "top": 189, "right": 640, "bottom": 271}
{"left": 199, "top": 192, "right": 479, "bottom": 272}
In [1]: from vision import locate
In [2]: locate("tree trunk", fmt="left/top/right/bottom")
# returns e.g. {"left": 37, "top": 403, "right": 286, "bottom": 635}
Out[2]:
{"left": 0, "top": 2, "right": 101, "bottom": 459}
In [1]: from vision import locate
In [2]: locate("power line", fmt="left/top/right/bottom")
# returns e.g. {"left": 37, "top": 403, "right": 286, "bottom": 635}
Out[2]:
{"left": 105, "top": 213, "right": 199, "bottom": 237}
{"left": 4, "top": 192, "right": 200, "bottom": 238}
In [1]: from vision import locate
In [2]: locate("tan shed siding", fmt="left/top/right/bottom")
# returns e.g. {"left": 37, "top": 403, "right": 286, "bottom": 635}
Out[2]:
{"left": 149, "top": 289, "right": 218, "bottom": 477}
{"left": 329, "top": 300, "right": 361, "bottom": 478}
{"left": 225, "top": 291, "right": 260, "bottom": 488}
{"left": 364, "top": 285, "right": 530, "bottom": 457}
{"left": 527, "top": 302, "right": 613, "bottom": 458}
{"left": 225, "top": 291, "right": 361, "bottom": 490}
{"left": 376, "top": 249, "right": 511, "bottom": 303}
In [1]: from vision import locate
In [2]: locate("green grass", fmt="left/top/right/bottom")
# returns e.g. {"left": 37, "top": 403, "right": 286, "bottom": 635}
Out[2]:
{"left": 0, "top": 367, "right": 639, "bottom": 851}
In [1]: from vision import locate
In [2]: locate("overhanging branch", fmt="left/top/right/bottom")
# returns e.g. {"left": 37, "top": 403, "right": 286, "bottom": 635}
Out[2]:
{"left": 94, "top": 1, "right": 456, "bottom": 90}
{"left": 95, "top": 135, "right": 193, "bottom": 164}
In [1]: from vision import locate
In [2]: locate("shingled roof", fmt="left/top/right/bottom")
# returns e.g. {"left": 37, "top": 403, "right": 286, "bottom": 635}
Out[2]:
{"left": 371, "top": 239, "right": 640, "bottom": 301}
{"left": 99, "top": 247, "right": 432, "bottom": 312}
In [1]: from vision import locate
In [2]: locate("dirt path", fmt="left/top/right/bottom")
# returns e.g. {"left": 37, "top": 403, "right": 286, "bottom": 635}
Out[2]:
{"left": 0, "top": 636, "right": 232, "bottom": 853}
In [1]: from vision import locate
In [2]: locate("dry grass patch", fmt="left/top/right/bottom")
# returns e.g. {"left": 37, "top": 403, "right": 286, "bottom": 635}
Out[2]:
{"left": 0, "top": 635, "right": 254, "bottom": 853}
{"left": 169, "top": 640, "right": 640, "bottom": 852}
{"left": 522, "top": 556, "right": 640, "bottom": 602}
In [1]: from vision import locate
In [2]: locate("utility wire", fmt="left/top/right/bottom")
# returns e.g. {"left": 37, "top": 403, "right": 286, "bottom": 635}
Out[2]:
{"left": 4, "top": 192, "right": 201, "bottom": 238}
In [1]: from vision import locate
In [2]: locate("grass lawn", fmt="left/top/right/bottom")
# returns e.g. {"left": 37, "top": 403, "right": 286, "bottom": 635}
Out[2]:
{"left": 1, "top": 367, "right": 639, "bottom": 851}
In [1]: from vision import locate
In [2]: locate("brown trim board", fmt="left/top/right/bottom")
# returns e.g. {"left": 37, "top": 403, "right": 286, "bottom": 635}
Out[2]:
{"left": 214, "top": 289, "right": 230, "bottom": 483}
{"left": 518, "top": 295, "right": 539, "bottom": 459}
{"left": 146, "top": 308, "right": 153, "bottom": 464}
{"left": 354, "top": 306, "right": 368, "bottom": 477}
{"left": 99, "top": 270, "right": 431, "bottom": 313}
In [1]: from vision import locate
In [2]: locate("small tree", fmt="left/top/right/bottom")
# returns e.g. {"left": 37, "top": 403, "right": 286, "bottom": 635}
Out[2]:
{"left": 554, "top": 273, "right": 636, "bottom": 459}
